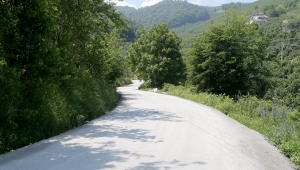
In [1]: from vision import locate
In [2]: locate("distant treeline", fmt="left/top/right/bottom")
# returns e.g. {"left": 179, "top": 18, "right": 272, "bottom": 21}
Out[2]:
{"left": 221, "top": 2, "right": 245, "bottom": 10}
{"left": 116, "top": 0, "right": 210, "bottom": 29}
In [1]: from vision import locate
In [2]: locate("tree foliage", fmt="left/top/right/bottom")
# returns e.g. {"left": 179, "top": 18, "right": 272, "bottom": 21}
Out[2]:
{"left": 116, "top": 0, "right": 210, "bottom": 29}
{"left": 172, "top": 0, "right": 299, "bottom": 48}
{"left": 127, "top": 24, "right": 185, "bottom": 88}
{"left": 120, "top": 14, "right": 143, "bottom": 42}
{"left": 256, "top": 2, "right": 300, "bottom": 109}
{"left": 221, "top": 2, "right": 245, "bottom": 10}
{"left": 0, "top": 0, "right": 128, "bottom": 153}
{"left": 189, "top": 10, "right": 269, "bottom": 97}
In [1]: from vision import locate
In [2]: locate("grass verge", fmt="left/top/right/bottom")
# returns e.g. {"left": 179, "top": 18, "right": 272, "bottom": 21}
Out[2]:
{"left": 161, "top": 84, "right": 300, "bottom": 168}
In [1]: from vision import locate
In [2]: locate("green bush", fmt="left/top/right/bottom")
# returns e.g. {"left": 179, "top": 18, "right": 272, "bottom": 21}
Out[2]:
{"left": 0, "top": 0, "right": 125, "bottom": 154}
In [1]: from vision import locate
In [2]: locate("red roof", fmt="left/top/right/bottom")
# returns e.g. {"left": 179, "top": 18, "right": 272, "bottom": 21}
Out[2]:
{"left": 282, "top": 20, "right": 289, "bottom": 24}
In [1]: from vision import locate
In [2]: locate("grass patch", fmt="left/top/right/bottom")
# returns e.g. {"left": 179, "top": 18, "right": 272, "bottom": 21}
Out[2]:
{"left": 161, "top": 84, "right": 300, "bottom": 168}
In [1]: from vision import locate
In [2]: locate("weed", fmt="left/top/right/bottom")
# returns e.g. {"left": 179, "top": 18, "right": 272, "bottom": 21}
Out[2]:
{"left": 161, "top": 83, "right": 300, "bottom": 168}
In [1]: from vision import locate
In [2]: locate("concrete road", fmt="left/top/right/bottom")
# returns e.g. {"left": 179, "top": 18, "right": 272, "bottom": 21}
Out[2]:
{"left": 0, "top": 81, "right": 296, "bottom": 170}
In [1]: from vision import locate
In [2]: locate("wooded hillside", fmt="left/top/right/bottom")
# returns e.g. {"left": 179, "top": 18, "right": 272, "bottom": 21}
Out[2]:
{"left": 116, "top": 0, "right": 210, "bottom": 29}
{"left": 173, "top": 0, "right": 300, "bottom": 47}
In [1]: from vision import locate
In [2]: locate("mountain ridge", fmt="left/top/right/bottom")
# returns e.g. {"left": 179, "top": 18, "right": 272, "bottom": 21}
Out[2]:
{"left": 116, "top": 0, "right": 210, "bottom": 29}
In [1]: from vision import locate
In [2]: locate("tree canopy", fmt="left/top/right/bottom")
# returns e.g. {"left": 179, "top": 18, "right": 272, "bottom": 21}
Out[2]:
{"left": 189, "top": 10, "right": 269, "bottom": 97}
{"left": 127, "top": 24, "right": 185, "bottom": 88}
{"left": 120, "top": 14, "right": 144, "bottom": 42}
{"left": 0, "top": 0, "right": 129, "bottom": 153}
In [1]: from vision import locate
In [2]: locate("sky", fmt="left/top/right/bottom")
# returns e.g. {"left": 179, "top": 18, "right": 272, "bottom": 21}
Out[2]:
{"left": 111, "top": 0, "right": 257, "bottom": 9}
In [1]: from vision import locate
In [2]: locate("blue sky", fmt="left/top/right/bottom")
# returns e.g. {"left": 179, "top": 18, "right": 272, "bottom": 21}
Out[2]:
{"left": 112, "top": 0, "right": 258, "bottom": 8}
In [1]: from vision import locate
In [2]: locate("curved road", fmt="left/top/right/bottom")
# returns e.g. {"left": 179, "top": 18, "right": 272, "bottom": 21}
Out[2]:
{"left": 0, "top": 81, "right": 296, "bottom": 170}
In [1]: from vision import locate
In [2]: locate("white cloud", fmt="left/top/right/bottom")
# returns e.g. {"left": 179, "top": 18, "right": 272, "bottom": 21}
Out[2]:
{"left": 141, "top": 0, "right": 163, "bottom": 8}
{"left": 189, "top": 0, "right": 227, "bottom": 6}
{"left": 111, "top": 0, "right": 137, "bottom": 8}
{"left": 188, "top": 0, "right": 203, "bottom": 6}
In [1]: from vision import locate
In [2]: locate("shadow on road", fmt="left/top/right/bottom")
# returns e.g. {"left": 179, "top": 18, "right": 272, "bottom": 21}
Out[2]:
{"left": 43, "top": 89, "right": 192, "bottom": 169}
{"left": 128, "top": 161, "right": 207, "bottom": 170}
{"left": 105, "top": 91, "right": 182, "bottom": 123}
{"left": 0, "top": 83, "right": 206, "bottom": 170}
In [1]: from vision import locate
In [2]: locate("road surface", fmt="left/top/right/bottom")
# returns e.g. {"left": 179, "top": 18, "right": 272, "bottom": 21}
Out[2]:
{"left": 0, "top": 80, "right": 296, "bottom": 170}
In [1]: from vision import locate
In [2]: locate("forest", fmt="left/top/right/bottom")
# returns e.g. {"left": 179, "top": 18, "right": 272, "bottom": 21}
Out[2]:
{"left": 0, "top": 0, "right": 131, "bottom": 153}
{"left": 1, "top": 0, "right": 300, "bottom": 168}
{"left": 116, "top": 0, "right": 210, "bottom": 29}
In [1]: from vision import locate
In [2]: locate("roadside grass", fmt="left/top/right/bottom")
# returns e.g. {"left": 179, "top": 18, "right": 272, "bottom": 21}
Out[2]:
{"left": 161, "top": 84, "right": 300, "bottom": 168}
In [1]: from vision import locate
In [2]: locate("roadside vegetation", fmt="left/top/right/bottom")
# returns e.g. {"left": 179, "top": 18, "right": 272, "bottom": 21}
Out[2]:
{"left": 127, "top": 1, "right": 300, "bottom": 167}
{"left": 1, "top": 0, "right": 300, "bottom": 168}
{"left": 0, "top": 0, "right": 131, "bottom": 154}
{"left": 127, "top": 24, "right": 185, "bottom": 88}
{"left": 188, "top": 10, "right": 269, "bottom": 98}
{"left": 161, "top": 84, "right": 300, "bottom": 167}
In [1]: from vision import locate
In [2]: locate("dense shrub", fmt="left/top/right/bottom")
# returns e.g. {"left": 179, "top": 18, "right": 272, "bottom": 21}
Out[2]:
{"left": 0, "top": 0, "right": 126, "bottom": 153}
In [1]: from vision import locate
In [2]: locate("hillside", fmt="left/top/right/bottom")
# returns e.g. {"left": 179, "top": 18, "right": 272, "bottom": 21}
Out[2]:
{"left": 173, "top": 0, "right": 300, "bottom": 47}
{"left": 120, "top": 14, "right": 143, "bottom": 42}
{"left": 116, "top": 0, "right": 299, "bottom": 47}
{"left": 116, "top": 0, "right": 210, "bottom": 29}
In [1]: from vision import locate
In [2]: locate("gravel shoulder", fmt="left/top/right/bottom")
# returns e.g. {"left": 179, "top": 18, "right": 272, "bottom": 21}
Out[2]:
{"left": 0, "top": 80, "right": 296, "bottom": 170}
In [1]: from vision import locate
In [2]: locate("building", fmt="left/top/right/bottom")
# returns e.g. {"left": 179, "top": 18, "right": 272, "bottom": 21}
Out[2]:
{"left": 249, "top": 13, "right": 269, "bottom": 24}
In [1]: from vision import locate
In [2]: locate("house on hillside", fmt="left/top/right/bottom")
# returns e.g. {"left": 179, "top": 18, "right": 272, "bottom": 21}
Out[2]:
{"left": 249, "top": 13, "right": 269, "bottom": 24}
{"left": 282, "top": 20, "right": 291, "bottom": 33}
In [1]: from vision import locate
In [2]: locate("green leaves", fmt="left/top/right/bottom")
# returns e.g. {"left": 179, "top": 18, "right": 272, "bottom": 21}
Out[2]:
{"left": 127, "top": 24, "right": 185, "bottom": 88}
{"left": 190, "top": 9, "right": 269, "bottom": 97}
{"left": 0, "top": 0, "right": 127, "bottom": 153}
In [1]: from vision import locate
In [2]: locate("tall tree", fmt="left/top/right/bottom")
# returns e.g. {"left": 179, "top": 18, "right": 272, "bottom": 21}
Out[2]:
{"left": 127, "top": 24, "right": 185, "bottom": 88}
{"left": 0, "top": 0, "right": 126, "bottom": 153}
{"left": 189, "top": 9, "right": 269, "bottom": 97}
